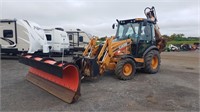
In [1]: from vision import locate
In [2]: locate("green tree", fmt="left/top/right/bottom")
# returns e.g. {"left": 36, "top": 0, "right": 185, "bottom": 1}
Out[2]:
{"left": 162, "top": 35, "right": 170, "bottom": 41}
{"left": 170, "top": 33, "right": 185, "bottom": 41}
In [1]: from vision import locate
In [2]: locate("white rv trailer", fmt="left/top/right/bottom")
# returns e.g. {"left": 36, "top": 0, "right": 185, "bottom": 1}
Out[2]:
{"left": 0, "top": 19, "right": 49, "bottom": 55}
{"left": 1, "top": 19, "right": 90, "bottom": 56}
{"left": 44, "top": 28, "right": 70, "bottom": 54}
{"left": 66, "top": 30, "right": 91, "bottom": 51}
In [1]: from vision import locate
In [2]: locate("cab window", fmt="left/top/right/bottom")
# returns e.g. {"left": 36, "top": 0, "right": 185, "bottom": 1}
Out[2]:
{"left": 115, "top": 23, "right": 139, "bottom": 42}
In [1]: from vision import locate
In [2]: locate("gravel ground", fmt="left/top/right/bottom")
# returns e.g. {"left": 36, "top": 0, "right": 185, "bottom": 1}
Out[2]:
{"left": 1, "top": 51, "right": 199, "bottom": 111}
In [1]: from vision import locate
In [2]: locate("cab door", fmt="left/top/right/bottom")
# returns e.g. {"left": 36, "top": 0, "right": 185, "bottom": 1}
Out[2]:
{"left": 137, "top": 22, "right": 153, "bottom": 57}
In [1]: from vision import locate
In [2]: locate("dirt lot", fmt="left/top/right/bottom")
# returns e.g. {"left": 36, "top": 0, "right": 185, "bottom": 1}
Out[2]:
{"left": 1, "top": 51, "right": 199, "bottom": 111}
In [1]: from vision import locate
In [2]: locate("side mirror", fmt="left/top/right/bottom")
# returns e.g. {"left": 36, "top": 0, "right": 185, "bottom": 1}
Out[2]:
{"left": 112, "top": 24, "right": 115, "bottom": 29}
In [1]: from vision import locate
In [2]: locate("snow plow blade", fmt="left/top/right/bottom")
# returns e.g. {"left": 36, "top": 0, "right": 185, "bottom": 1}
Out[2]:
{"left": 19, "top": 54, "right": 80, "bottom": 103}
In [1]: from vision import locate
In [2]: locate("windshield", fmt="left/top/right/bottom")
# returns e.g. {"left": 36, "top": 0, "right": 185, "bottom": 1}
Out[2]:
{"left": 114, "top": 23, "right": 139, "bottom": 42}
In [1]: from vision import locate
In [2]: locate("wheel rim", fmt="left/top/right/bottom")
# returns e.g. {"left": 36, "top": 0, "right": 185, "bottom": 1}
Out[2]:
{"left": 123, "top": 63, "right": 133, "bottom": 76}
{"left": 151, "top": 55, "right": 158, "bottom": 69}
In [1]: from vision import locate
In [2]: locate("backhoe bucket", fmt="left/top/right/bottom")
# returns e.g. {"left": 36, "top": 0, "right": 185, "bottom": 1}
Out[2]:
{"left": 19, "top": 54, "right": 80, "bottom": 103}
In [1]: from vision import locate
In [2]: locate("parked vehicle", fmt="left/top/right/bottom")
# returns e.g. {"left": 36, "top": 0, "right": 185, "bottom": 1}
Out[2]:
{"left": 180, "top": 44, "right": 191, "bottom": 51}
{"left": 191, "top": 43, "right": 199, "bottom": 50}
{"left": 1, "top": 19, "right": 74, "bottom": 56}
{"left": 44, "top": 28, "right": 70, "bottom": 54}
{"left": 0, "top": 19, "right": 49, "bottom": 56}
{"left": 168, "top": 44, "right": 179, "bottom": 51}
{"left": 66, "top": 30, "right": 91, "bottom": 52}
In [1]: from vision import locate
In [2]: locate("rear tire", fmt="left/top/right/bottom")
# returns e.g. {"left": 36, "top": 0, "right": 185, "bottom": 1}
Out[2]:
{"left": 115, "top": 58, "right": 136, "bottom": 80}
{"left": 144, "top": 50, "right": 160, "bottom": 74}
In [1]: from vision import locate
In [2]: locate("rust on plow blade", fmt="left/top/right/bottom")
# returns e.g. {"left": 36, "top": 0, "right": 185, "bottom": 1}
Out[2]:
{"left": 19, "top": 54, "right": 80, "bottom": 103}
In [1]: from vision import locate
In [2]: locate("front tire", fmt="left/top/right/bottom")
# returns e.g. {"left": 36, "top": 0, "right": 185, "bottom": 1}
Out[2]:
{"left": 144, "top": 50, "right": 160, "bottom": 74}
{"left": 115, "top": 58, "right": 136, "bottom": 80}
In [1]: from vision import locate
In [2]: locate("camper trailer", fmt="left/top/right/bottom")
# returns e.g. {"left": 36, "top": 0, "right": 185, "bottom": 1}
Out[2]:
{"left": 1, "top": 19, "right": 91, "bottom": 56}
{"left": 0, "top": 19, "right": 49, "bottom": 56}
{"left": 44, "top": 28, "right": 70, "bottom": 54}
{"left": 66, "top": 30, "right": 91, "bottom": 51}
{"left": 0, "top": 19, "right": 26, "bottom": 55}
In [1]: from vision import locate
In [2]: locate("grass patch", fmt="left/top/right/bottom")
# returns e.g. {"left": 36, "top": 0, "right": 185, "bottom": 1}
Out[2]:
{"left": 167, "top": 40, "right": 199, "bottom": 46}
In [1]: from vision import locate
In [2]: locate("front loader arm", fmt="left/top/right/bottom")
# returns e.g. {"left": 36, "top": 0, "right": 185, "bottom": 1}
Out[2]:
{"left": 83, "top": 37, "right": 98, "bottom": 57}
{"left": 97, "top": 37, "right": 114, "bottom": 61}
{"left": 80, "top": 36, "right": 132, "bottom": 76}
{"left": 97, "top": 37, "right": 115, "bottom": 74}
{"left": 97, "top": 37, "right": 132, "bottom": 74}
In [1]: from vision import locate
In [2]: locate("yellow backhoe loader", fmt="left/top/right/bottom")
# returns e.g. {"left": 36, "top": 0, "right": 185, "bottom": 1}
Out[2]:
{"left": 19, "top": 6, "right": 166, "bottom": 103}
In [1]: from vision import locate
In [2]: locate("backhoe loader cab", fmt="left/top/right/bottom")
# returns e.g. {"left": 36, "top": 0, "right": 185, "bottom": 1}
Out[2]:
{"left": 114, "top": 18, "right": 156, "bottom": 57}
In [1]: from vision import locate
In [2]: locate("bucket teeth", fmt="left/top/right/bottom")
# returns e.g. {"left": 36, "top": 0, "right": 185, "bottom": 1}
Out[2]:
{"left": 26, "top": 72, "right": 80, "bottom": 103}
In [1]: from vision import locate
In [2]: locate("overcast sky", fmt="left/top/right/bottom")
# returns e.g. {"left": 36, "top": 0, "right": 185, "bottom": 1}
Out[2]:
{"left": 0, "top": 0, "right": 199, "bottom": 37}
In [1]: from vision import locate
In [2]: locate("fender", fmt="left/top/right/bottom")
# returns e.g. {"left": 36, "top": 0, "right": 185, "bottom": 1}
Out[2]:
{"left": 143, "top": 45, "right": 159, "bottom": 57}
{"left": 120, "top": 54, "right": 135, "bottom": 60}
{"left": 120, "top": 54, "right": 144, "bottom": 63}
